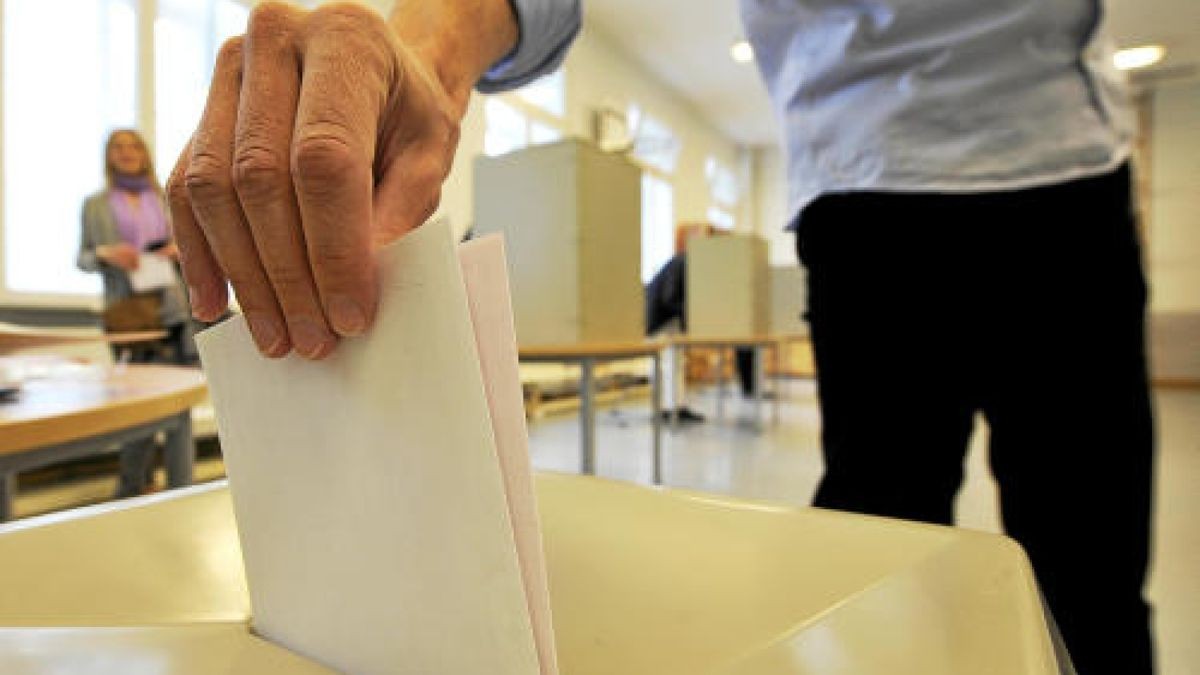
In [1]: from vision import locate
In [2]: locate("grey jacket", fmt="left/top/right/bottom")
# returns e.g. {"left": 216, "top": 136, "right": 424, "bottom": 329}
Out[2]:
{"left": 78, "top": 190, "right": 189, "bottom": 327}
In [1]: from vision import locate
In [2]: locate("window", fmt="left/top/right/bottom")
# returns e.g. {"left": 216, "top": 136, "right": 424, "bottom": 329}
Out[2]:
{"left": 641, "top": 174, "right": 674, "bottom": 283}
{"left": 483, "top": 70, "right": 566, "bottom": 158}
{"left": 1, "top": 0, "right": 250, "bottom": 301}
{"left": 705, "top": 157, "right": 739, "bottom": 230}
{"left": 484, "top": 98, "right": 530, "bottom": 157}
{"left": 628, "top": 105, "right": 681, "bottom": 174}
{"left": 706, "top": 206, "right": 735, "bottom": 231}
{"left": 513, "top": 68, "right": 565, "bottom": 118}
{"left": 155, "top": 0, "right": 249, "bottom": 181}
{"left": 2, "top": 0, "right": 137, "bottom": 296}
{"left": 705, "top": 157, "right": 739, "bottom": 207}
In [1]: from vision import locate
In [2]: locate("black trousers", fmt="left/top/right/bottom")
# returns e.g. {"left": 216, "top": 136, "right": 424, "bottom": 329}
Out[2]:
{"left": 797, "top": 165, "right": 1154, "bottom": 675}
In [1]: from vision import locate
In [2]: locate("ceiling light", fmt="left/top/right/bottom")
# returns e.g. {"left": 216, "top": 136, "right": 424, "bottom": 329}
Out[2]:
{"left": 730, "top": 40, "right": 754, "bottom": 64}
{"left": 1113, "top": 45, "right": 1165, "bottom": 71}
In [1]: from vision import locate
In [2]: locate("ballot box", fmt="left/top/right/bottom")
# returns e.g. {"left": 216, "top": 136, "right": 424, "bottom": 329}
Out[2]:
{"left": 686, "top": 233, "right": 769, "bottom": 338}
{"left": 474, "top": 140, "right": 644, "bottom": 345}
{"left": 0, "top": 476, "right": 1070, "bottom": 674}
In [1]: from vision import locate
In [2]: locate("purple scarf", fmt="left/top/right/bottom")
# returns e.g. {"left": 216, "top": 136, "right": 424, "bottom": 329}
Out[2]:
{"left": 108, "top": 175, "right": 168, "bottom": 250}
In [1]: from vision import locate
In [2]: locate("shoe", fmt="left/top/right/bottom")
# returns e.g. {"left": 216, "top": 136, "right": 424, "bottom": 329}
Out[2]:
{"left": 660, "top": 407, "right": 706, "bottom": 423}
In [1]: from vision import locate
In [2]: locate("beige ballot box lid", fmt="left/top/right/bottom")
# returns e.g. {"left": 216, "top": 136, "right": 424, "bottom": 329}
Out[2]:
{"left": 0, "top": 476, "right": 1069, "bottom": 675}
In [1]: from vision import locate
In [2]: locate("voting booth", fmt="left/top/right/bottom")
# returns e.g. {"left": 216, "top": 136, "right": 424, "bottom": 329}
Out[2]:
{"left": 686, "top": 234, "right": 769, "bottom": 338}
{"left": 474, "top": 140, "right": 644, "bottom": 345}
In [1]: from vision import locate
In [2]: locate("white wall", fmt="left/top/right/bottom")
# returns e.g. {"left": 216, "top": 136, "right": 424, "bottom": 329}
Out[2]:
{"left": 751, "top": 146, "right": 793, "bottom": 266}
{"left": 1148, "top": 81, "right": 1200, "bottom": 314}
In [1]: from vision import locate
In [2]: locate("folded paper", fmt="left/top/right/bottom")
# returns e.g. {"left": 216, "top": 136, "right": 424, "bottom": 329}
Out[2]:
{"left": 197, "top": 220, "right": 553, "bottom": 675}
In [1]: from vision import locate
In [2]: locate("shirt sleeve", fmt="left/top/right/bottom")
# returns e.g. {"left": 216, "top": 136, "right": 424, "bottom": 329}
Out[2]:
{"left": 476, "top": 0, "right": 581, "bottom": 93}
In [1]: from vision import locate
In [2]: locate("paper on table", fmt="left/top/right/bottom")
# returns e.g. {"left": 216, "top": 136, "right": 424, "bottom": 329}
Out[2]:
{"left": 129, "top": 253, "right": 177, "bottom": 292}
{"left": 196, "top": 220, "right": 546, "bottom": 675}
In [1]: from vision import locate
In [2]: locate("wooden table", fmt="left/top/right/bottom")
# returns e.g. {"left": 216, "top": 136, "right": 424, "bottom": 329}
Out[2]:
{"left": 0, "top": 322, "right": 167, "bottom": 353}
{"left": 519, "top": 341, "right": 667, "bottom": 484}
{"left": 669, "top": 334, "right": 784, "bottom": 428}
{"left": 0, "top": 475, "right": 1069, "bottom": 674}
{"left": 0, "top": 364, "right": 207, "bottom": 520}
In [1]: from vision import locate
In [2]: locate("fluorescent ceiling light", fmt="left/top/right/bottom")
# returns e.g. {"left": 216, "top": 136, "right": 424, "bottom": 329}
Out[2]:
{"left": 1113, "top": 45, "right": 1165, "bottom": 71}
{"left": 730, "top": 40, "right": 754, "bottom": 64}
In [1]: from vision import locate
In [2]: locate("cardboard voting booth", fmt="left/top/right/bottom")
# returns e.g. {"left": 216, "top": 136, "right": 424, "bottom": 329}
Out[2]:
{"left": 686, "top": 234, "right": 769, "bottom": 338}
{"left": 474, "top": 140, "right": 644, "bottom": 345}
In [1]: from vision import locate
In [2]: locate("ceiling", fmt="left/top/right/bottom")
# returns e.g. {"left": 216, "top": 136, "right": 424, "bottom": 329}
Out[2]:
{"left": 585, "top": 0, "right": 1200, "bottom": 148}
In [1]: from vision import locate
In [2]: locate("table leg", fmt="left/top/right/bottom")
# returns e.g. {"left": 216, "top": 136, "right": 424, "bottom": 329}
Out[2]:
{"left": 754, "top": 345, "right": 766, "bottom": 432}
{"left": 0, "top": 473, "right": 14, "bottom": 522}
{"left": 580, "top": 358, "right": 596, "bottom": 475}
{"left": 716, "top": 348, "right": 727, "bottom": 421}
{"left": 164, "top": 411, "right": 195, "bottom": 489}
{"left": 772, "top": 343, "right": 781, "bottom": 427}
{"left": 651, "top": 352, "right": 663, "bottom": 485}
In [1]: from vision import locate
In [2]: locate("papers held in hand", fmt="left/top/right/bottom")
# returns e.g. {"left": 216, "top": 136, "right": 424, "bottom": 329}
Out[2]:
{"left": 196, "top": 220, "right": 557, "bottom": 675}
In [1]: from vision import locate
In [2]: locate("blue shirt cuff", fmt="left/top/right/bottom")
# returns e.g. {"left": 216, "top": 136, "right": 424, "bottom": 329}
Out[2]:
{"left": 477, "top": 0, "right": 581, "bottom": 93}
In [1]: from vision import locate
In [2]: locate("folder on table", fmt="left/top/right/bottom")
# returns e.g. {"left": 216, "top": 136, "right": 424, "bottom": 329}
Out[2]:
{"left": 197, "top": 220, "right": 556, "bottom": 675}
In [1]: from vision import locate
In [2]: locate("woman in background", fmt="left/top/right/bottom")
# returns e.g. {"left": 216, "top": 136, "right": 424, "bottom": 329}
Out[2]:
{"left": 78, "top": 129, "right": 191, "bottom": 498}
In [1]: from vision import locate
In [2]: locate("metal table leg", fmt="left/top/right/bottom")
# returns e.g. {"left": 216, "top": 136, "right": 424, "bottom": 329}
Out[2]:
{"left": 651, "top": 351, "right": 663, "bottom": 485}
{"left": 754, "top": 345, "right": 766, "bottom": 432}
{"left": 0, "top": 473, "right": 14, "bottom": 522}
{"left": 163, "top": 410, "right": 195, "bottom": 489}
{"left": 580, "top": 357, "right": 596, "bottom": 475}
{"left": 772, "top": 343, "right": 781, "bottom": 427}
{"left": 716, "top": 347, "right": 727, "bottom": 421}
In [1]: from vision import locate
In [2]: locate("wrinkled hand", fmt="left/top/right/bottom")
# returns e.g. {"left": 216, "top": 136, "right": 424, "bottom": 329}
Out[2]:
{"left": 167, "top": 2, "right": 466, "bottom": 359}
{"left": 98, "top": 243, "right": 140, "bottom": 272}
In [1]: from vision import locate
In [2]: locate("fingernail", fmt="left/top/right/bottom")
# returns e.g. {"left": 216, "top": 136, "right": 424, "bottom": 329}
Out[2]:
{"left": 245, "top": 312, "right": 288, "bottom": 357}
{"left": 290, "top": 317, "right": 336, "bottom": 360}
{"left": 328, "top": 295, "right": 368, "bottom": 336}
{"left": 188, "top": 285, "right": 210, "bottom": 320}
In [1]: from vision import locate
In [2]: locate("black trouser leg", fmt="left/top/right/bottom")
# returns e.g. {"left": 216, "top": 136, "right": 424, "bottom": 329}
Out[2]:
{"left": 797, "top": 165, "right": 1155, "bottom": 674}
{"left": 799, "top": 192, "right": 979, "bottom": 525}
{"left": 116, "top": 436, "right": 156, "bottom": 498}
{"left": 735, "top": 347, "right": 756, "bottom": 397}
{"left": 978, "top": 170, "right": 1155, "bottom": 675}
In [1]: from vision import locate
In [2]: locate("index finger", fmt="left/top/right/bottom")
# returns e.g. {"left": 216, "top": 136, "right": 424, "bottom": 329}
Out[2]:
{"left": 290, "top": 5, "right": 396, "bottom": 337}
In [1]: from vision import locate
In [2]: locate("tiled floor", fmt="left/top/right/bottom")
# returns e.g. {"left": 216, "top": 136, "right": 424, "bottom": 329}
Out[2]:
{"left": 10, "top": 380, "right": 1199, "bottom": 674}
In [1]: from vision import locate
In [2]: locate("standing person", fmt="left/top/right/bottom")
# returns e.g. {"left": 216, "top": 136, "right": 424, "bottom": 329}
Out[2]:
{"left": 166, "top": 1, "right": 1153, "bottom": 672}
{"left": 79, "top": 129, "right": 192, "bottom": 497}
{"left": 740, "top": 3, "right": 1154, "bottom": 674}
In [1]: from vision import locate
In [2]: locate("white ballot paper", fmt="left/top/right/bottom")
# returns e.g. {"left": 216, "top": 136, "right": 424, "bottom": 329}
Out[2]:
{"left": 196, "top": 220, "right": 557, "bottom": 675}
{"left": 129, "top": 252, "right": 178, "bottom": 292}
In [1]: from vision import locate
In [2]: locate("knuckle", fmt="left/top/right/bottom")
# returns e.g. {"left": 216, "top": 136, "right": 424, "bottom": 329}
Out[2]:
{"left": 233, "top": 146, "right": 290, "bottom": 201}
{"left": 184, "top": 154, "right": 233, "bottom": 202}
{"left": 291, "top": 133, "right": 357, "bottom": 187}
{"left": 247, "top": 2, "right": 295, "bottom": 39}
{"left": 310, "top": 2, "right": 378, "bottom": 31}
{"left": 215, "top": 36, "right": 245, "bottom": 66}
{"left": 165, "top": 167, "right": 191, "bottom": 208}
{"left": 261, "top": 260, "right": 313, "bottom": 297}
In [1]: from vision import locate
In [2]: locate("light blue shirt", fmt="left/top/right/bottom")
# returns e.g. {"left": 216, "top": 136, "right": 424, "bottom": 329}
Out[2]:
{"left": 486, "top": 0, "right": 1133, "bottom": 228}
{"left": 741, "top": 0, "right": 1133, "bottom": 226}
{"left": 477, "top": 0, "right": 582, "bottom": 93}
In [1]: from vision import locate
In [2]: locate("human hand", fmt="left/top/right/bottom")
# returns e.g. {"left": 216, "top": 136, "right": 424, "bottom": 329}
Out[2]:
{"left": 98, "top": 243, "right": 140, "bottom": 271}
{"left": 167, "top": 1, "right": 516, "bottom": 359}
